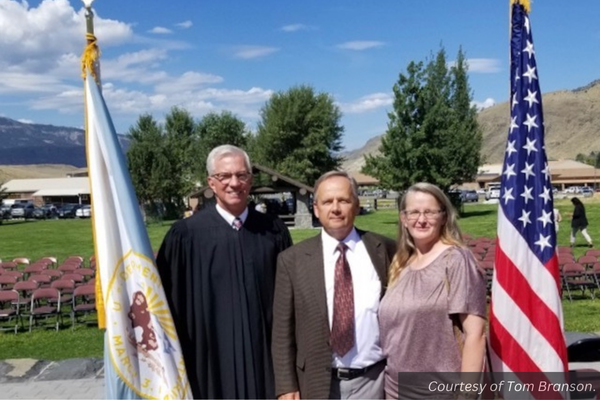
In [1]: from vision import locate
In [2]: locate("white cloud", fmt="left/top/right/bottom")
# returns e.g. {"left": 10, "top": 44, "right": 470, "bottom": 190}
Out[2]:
{"left": 155, "top": 71, "right": 224, "bottom": 93}
{"left": 0, "top": 71, "right": 72, "bottom": 94}
{"left": 176, "top": 20, "right": 193, "bottom": 29}
{"left": 17, "top": 118, "right": 34, "bottom": 124}
{"left": 339, "top": 93, "right": 393, "bottom": 114}
{"left": 466, "top": 58, "right": 502, "bottom": 73}
{"left": 0, "top": 0, "right": 132, "bottom": 70}
{"left": 231, "top": 46, "right": 279, "bottom": 59}
{"left": 149, "top": 26, "right": 173, "bottom": 34}
{"left": 0, "top": 1, "right": 273, "bottom": 130}
{"left": 336, "top": 41, "right": 384, "bottom": 51}
{"left": 472, "top": 98, "right": 496, "bottom": 110}
{"left": 280, "top": 24, "right": 312, "bottom": 32}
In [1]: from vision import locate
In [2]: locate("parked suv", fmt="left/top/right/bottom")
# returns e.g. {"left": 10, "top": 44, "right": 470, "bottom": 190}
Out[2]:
{"left": 485, "top": 184, "right": 501, "bottom": 201}
{"left": 10, "top": 203, "right": 35, "bottom": 219}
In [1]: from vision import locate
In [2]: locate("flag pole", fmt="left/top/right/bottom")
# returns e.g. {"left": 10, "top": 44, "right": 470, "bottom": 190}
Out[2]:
{"left": 81, "top": 0, "right": 106, "bottom": 329}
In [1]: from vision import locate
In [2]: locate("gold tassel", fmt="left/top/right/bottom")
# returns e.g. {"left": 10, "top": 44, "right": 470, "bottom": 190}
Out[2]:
{"left": 81, "top": 33, "right": 101, "bottom": 83}
{"left": 511, "top": 0, "right": 531, "bottom": 13}
{"left": 95, "top": 269, "right": 106, "bottom": 329}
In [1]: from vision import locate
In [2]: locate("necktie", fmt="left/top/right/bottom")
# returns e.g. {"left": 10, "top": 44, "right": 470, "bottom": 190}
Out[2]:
{"left": 330, "top": 242, "right": 355, "bottom": 357}
{"left": 232, "top": 217, "right": 242, "bottom": 231}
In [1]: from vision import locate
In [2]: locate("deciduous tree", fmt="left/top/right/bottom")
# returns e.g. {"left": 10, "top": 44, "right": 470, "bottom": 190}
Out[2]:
{"left": 254, "top": 85, "right": 344, "bottom": 185}
{"left": 195, "top": 111, "right": 249, "bottom": 181}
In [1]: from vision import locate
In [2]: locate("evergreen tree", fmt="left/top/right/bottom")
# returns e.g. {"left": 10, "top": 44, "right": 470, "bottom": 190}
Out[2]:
{"left": 363, "top": 47, "right": 482, "bottom": 192}
{"left": 126, "top": 114, "right": 175, "bottom": 217}
{"left": 163, "top": 107, "right": 197, "bottom": 207}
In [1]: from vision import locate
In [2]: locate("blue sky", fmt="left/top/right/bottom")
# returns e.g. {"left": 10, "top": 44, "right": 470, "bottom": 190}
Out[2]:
{"left": 0, "top": 0, "right": 599, "bottom": 151}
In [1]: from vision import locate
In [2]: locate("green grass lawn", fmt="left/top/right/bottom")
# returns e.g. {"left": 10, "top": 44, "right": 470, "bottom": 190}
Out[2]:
{"left": 1, "top": 199, "right": 600, "bottom": 360}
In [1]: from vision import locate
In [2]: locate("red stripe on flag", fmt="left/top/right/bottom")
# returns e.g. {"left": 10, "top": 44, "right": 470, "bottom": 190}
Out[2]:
{"left": 489, "top": 307, "right": 565, "bottom": 400}
{"left": 494, "top": 244, "right": 567, "bottom": 368}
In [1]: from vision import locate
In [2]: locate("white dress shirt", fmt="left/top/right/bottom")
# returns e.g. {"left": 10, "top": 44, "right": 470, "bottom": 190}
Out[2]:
{"left": 321, "top": 228, "right": 384, "bottom": 368}
{"left": 215, "top": 204, "right": 248, "bottom": 227}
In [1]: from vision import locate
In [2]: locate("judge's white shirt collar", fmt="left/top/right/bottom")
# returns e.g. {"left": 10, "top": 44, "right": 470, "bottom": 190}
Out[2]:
{"left": 215, "top": 203, "right": 249, "bottom": 227}
{"left": 321, "top": 227, "right": 359, "bottom": 255}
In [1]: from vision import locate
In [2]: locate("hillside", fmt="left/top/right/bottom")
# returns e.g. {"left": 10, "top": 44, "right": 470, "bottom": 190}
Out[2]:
{"left": 0, "top": 164, "right": 81, "bottom": 182}
{"left": 478, "top": 79, "right": 600, "bottom": 163}
{"left": 342, "top": 79, "right": 600, "bottom": 172}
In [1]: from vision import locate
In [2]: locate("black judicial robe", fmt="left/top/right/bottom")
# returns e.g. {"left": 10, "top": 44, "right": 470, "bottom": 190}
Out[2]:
{"left": 156, "top": 205, "right": 293, "bottom": 399}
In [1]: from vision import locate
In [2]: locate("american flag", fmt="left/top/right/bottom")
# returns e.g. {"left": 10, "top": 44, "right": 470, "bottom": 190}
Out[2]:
{"left": 489, "top": 0, "right": 568, "bottom": 388}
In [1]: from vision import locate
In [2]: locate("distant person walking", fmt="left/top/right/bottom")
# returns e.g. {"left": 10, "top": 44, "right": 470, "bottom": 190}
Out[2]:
{"left": 570, "top": 197, "right": 593, "bottom": 248}
{"left": 553, "top": 207, "right": 562, "bottom": 233}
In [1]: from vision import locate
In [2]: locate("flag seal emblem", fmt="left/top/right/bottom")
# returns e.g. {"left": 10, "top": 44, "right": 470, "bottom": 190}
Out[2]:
{"left": 106, "top": 250, "right": 188, "bottom": 398}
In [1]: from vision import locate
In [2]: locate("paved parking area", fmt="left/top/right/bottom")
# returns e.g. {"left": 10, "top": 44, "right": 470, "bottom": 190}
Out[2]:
{"left": 0, "top": 358, "right": 104, "bottom": 399}
{"left": 0, "top": 378, "right": 104, "bottom": 399}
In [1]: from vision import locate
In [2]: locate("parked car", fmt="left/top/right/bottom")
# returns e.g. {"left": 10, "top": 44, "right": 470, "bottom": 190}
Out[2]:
{"left": 10, "top": 203, "right": 35, "bottom": 219}
{"left": 41, "top": 204, "right": 59, "bottom": 219}
{"left": 581, "top": 187, "right": 594, "bottom": 197}
{"left": 57, "top": 203, "right": 82, "bottom": 218}
{"left": 461, "top": 190, "right": 479, "bottom": 203}
{"left": 76, "top": 205, "right": 92, "bottom": 218}
{"left": 0, "top": 204, "right": 11, "bottom": 219}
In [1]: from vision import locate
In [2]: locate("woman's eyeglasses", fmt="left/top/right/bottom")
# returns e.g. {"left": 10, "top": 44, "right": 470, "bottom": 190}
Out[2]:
{"left": 402, "top": 209, "right": 445, "bottom": 221}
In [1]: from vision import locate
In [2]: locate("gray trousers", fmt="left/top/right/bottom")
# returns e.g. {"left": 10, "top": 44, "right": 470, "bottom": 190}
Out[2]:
{"left": 329, "top": 361, "right": 385, "bottom": 400}
{"left": 571, "top": 227, "right": 592, "bottom": 244}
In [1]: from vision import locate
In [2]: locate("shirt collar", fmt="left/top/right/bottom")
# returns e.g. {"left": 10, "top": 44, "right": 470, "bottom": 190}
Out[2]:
{"left": 321, "top": 227, "right": 359, "bottom": 255}
{"left": 215, "top": 203, "right": 249, "bottom": 226}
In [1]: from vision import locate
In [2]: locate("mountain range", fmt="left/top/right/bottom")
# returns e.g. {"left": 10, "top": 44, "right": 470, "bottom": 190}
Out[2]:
{"left": 0, "top": 117, "right": 129, "bottom": 168}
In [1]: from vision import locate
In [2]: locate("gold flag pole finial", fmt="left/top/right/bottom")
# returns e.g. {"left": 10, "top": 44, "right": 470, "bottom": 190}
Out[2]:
{"left": 511, "top": 0, "right": 531, "bottom": 13}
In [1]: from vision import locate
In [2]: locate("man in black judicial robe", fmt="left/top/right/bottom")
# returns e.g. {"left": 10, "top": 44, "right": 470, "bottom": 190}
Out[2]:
{"left": 156, "top": 145, "right": 293, "bottom": 399}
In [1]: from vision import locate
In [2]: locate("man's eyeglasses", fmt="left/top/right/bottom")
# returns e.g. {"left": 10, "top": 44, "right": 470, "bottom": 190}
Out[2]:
{"left": 402, "top": 209, "right": 445, "bottom": 221}
{"left": 210, "top": 172, "right": 252, "bottom": 184}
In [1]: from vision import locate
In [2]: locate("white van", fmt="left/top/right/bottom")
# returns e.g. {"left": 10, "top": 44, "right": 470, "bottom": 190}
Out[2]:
{"left": 485, "top": 183, "right": 501, "bottom": 201}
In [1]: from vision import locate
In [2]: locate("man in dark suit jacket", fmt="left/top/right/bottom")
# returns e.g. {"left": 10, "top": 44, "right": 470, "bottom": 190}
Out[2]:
{"left": 272, "top": 171, "right": 396, "bottom": 399}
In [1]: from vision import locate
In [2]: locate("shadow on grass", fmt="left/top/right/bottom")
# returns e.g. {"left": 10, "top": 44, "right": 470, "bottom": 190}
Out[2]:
{"left": 460, "top": 209, "right": 496, "bottom": 218}
{"left": 1, "top": 219, "right": 39, "bottom": 226}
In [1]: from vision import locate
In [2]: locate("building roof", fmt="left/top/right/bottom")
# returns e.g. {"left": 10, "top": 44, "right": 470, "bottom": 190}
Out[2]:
{"left": 1, "top": 177, "right": 90, "bottom": 195}
{"left": 477, "top": 160, "right": 600, "bottom": 183}
{"left": 348, "top": 172, "right": 379, "bottom": 186}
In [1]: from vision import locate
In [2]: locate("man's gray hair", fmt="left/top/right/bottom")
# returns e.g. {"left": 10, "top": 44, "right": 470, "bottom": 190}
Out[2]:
{"left": 206, "top": 145, "right": 252, "bottom": 175}
{"left": 313, "top": 170, "right": 359, "bottom": 203}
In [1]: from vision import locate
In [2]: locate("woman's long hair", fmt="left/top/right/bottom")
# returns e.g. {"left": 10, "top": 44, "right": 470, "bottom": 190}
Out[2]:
{"left": 388, "top": 183, "right": 465, "bottom": 286}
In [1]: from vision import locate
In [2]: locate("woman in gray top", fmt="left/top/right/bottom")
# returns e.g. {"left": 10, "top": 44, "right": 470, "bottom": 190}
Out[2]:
{"left": 378, "top": 183, "right": 487, "bottom": 399}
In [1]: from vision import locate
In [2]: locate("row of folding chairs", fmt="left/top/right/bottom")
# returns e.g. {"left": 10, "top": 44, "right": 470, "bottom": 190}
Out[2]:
{"left": 561, "top": 263, "right": 600, "bottom": 301}
{"left": 0, "top": 282, "right": 97, "bottom": 334}
{"left": 477, "top": 257, "right": 600, "bottom": 302}
{"left": 0, "top": 255, "right": 94, "bottom": 271}
{"left": 0, "top": 269, "right": 95, "bottom": 290}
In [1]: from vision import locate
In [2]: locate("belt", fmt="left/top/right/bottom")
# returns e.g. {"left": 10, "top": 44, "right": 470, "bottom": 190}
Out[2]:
{"left": 331, "top": 360, "right": 385, "bottom": 381}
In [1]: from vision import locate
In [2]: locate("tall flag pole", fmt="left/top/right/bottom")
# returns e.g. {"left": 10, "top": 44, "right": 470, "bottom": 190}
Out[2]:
{"left": 489, "top": 0, "right": 568, "bottom": 394}
{"left": 81, "top": 1, "right": 192, "bottom": 398}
